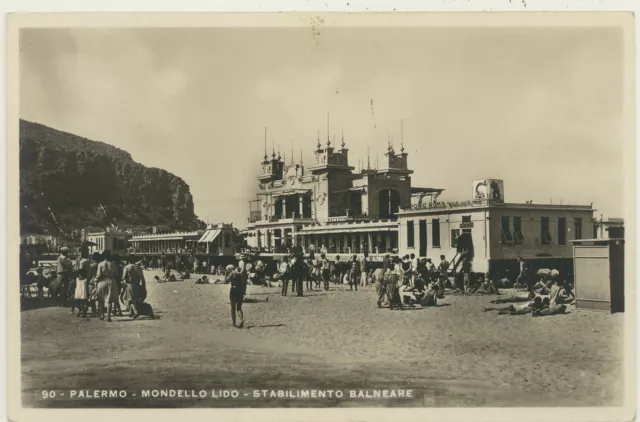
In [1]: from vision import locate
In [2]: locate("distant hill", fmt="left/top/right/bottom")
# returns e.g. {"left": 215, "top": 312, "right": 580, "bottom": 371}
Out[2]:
{"left": 19, "top": 119, "right": 205, "bottom": 235}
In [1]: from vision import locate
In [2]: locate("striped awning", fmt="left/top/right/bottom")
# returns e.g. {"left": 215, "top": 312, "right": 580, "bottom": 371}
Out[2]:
{"left": 198, "top": 229, "right": 221, "bottom": 243}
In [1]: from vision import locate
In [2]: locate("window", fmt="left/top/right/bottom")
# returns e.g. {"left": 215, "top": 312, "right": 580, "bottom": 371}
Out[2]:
{"left": 407, "top": 221, "right": 415, "bottom": 248}
{"left": 513, "top": 217, "right": 524, "bottom": 245}
{"left": 541, "top": 217, "right": 552, "bottom": 245}
{"left": 451, "top": 229, "right": 461, "bottom": 248}
{"left": 558, "top": 217, "right": 567, "bottom": 246}
{"left": 501, "top": 216, "right": 513, "bottom": 243}
{"left": 462, "top": 215, "right": 471, "bottom": 223}
{"left": 432, "top": 219, "right": 441, "bottom": 247}
{"left": 574, "top": 218, "right": 583, "bottom": 240}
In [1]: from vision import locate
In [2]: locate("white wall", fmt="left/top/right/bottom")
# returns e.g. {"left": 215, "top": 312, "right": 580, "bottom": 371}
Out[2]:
{"left": 398, "top": 208, "right": 490, "bottom": 272}
{"left": 488, "top": 207, "right": 594, "bottom": 260}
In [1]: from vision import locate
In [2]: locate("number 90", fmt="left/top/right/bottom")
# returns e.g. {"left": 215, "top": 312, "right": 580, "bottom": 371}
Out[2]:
{"left": 42, "top": 390, "right": 56, "bottom": 399}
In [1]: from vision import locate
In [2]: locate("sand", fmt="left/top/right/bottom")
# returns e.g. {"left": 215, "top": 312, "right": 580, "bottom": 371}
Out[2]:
{"left": 20, "top": 269, "right": 624, "bottom": 408}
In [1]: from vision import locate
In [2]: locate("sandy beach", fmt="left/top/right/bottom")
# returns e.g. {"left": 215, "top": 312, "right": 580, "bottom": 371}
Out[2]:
{"left": 20, "top": 269, "right": 624, "bottom": 408}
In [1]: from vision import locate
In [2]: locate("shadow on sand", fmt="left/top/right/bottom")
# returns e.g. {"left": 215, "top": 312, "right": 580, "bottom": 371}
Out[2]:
{"left": 246, "top": 323, "right": 286, "bottom": 329}
{"left": 20, "top": 298, "right": 66, "bottom": 312}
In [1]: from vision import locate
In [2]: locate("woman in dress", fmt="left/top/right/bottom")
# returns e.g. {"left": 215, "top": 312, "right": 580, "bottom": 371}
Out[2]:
{"left": 94, "top": 250, "right": 120, "bottom": 322}
{"left": 72, "top": 249, "right": 91, "bottom": 317}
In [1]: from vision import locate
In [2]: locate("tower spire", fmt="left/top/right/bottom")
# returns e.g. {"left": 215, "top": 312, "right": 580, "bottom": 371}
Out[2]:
{"left": 264, "top": 127, "right": 268, "bottom": 161}
{"left": 400, "top": 119, "right": 405, "bottom": 153}
{"left": 326, "top": 111, "right": 330, "bottom": 146}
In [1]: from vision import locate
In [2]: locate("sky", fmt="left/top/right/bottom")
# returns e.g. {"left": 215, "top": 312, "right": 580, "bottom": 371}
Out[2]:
{"left": 20, "top": 25, "right": 627, "bottom": 228}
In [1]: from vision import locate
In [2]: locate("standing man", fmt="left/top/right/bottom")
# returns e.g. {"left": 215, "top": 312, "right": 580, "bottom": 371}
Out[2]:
{"left": 292, "top": 252, "right": 306, "bottom": 297}
{"left": 320, "top": 253, "right": 331, "bottom": 291}
{"left": 56, "top": 247, "right": 74, "bottom": 304}
{"left": 279, "top": 257, "right": 291, "bottom": 296}
{"left": 122, "top": 256, "right": 146, "bottom": 319}
{"left": 226, "top": 264, "right": 246, "bottom": 328}
{"left": 516, "top": 257, "right": 529, "bottom": 291}
{"left": 349, "top": 255, "right": 360, "bottom": 291}
{"left": 409, "top": 253, "right": 418, "bottom": 288}
{"left": 382, "top": 254, "right": 392, "bottom": 274}
{"left": 360, "top": 253, "right": 369, "bottom": 287}
{"left": 333, "top": 255, "right": 343, "bottom": 285}
{"left": 460, "top": 254, "right": 472, "bottom": 293}
{"left": 438, "top": 255, "right": 450, "bottom": 288}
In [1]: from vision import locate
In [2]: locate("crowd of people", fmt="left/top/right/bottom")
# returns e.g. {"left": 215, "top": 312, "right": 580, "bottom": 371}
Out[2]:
{"left": 27, "top": 247, "right": 156, "bottom": 322}
{"left": 22, "top": 244, "right": 576, "bottom": 327}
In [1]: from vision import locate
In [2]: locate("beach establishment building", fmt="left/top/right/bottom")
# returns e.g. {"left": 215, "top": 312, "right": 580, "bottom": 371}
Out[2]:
{"left": 396, "top": 179, "right": 595, "bottom": 275}
{"left": 128, "top": 224, "right": 243, "bottom": 256}
{"left": 86, "top": 228, "right": 132, "bottom": 256}
{"left": 242, "top": 135, "right": 443, "bottom": 260}
{"left": 128, "top": 230, "right": 204, "bottom": 255}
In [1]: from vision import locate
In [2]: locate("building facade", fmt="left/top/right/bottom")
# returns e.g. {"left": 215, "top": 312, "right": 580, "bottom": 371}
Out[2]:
{"left": 243, "top": 135, "right": 441, "bottom": 258}
{"left": 397, "top": 180, "right": 595, "bottom": 275}
{"left": 128, "top": 230, "right": 204, "bottom": 255}
{"left": 87, "top": 228, "right": 132, "bottom": 256}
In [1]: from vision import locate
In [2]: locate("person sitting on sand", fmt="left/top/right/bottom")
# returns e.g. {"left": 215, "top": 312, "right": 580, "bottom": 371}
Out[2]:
{"left": 421, "top": 284, "right": 438, "bottom": 307}
{"left": 549, "top": 278, "right": 570, "bottom": 305}
{"left": 470, "top": 274, "right": 500, "bottom": 295}
{"left": 532, "top": 302, "right": 567, "bottom": 317}
{"left": 534, "top": 278, "right": 553, "bottom": 296}
{"left": 413, "top": 273, "right": 426, "bottom": 294}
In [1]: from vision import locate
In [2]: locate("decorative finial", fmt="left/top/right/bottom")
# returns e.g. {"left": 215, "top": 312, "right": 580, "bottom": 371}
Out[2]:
{"left": 278, "top": 145, "right": 281, "bottom": 161}
{"left": 341, "top": 129, "right": 345, "bottom": 148}
{"left": 272, "top": 139, "right": 276, "bottom": 159}
{"left": 317, "top": 129, "right": 321, "bottom": 149}
{"left": 264, "top": 127, "right": 268, "bottom": 161}
{"left": 400, "top": 142, "right": 405, "bottom": 153}
{"left": 367, "top": 147, "right": 371, "bottom": 169}
{"left": 327, "top": 111, "right": 330, "bottom": 143}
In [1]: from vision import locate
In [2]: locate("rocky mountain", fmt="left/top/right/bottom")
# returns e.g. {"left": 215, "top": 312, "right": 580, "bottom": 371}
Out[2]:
{"left": 19, "top": 119, "right": 204, "bottom": 235}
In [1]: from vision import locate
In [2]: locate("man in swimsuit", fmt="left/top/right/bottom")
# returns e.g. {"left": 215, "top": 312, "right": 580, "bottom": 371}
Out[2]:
{"left": 226, "top": 264, "right": 246, "bottom": 328}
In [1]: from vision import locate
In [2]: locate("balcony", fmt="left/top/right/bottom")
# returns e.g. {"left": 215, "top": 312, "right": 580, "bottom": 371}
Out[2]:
{"left": 327, "top": 213, "right": 397, "bottom": 224}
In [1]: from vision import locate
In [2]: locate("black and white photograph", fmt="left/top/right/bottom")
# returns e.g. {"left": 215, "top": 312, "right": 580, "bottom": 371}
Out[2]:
{"left": 5, "top": 9, "right": 636, "bottom": 422}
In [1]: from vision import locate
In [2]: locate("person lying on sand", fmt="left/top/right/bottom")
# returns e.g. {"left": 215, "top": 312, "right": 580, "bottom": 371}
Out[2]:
{"left": 195, "top": 276, "right": 209, "bottom": 284}
{"left": 490, "top": 292, "right": 536, "bottom": 304}
{"left": 243, "top": 296, "right": 270, "bottom": 303}
{"left": 486, "top": 296, "right": 543, "bottom": 315}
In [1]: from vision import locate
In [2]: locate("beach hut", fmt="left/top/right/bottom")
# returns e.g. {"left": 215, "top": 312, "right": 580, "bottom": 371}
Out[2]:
{"left": 572, "top": 238, "right": 624, "bottom": 313}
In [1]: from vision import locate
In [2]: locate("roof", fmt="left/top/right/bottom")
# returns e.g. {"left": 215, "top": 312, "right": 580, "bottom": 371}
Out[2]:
{"left": 198, "top": 229, "right": 222, "bottom": 243}
{"left": 399, "top": 201, "right": 594, "bottom": 215}
{"left": 130, "top": 230, "right": 203, "bottom": 241}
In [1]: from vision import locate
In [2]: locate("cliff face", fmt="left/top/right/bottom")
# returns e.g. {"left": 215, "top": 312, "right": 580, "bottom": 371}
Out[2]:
{"left": 19, "top": 119, "right": 204, "bottom": 235}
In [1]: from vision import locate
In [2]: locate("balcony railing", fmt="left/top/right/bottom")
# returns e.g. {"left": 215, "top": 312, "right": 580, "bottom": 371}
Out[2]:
{"left": 327, "top": 213, "right": 398, "bottom": 223}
